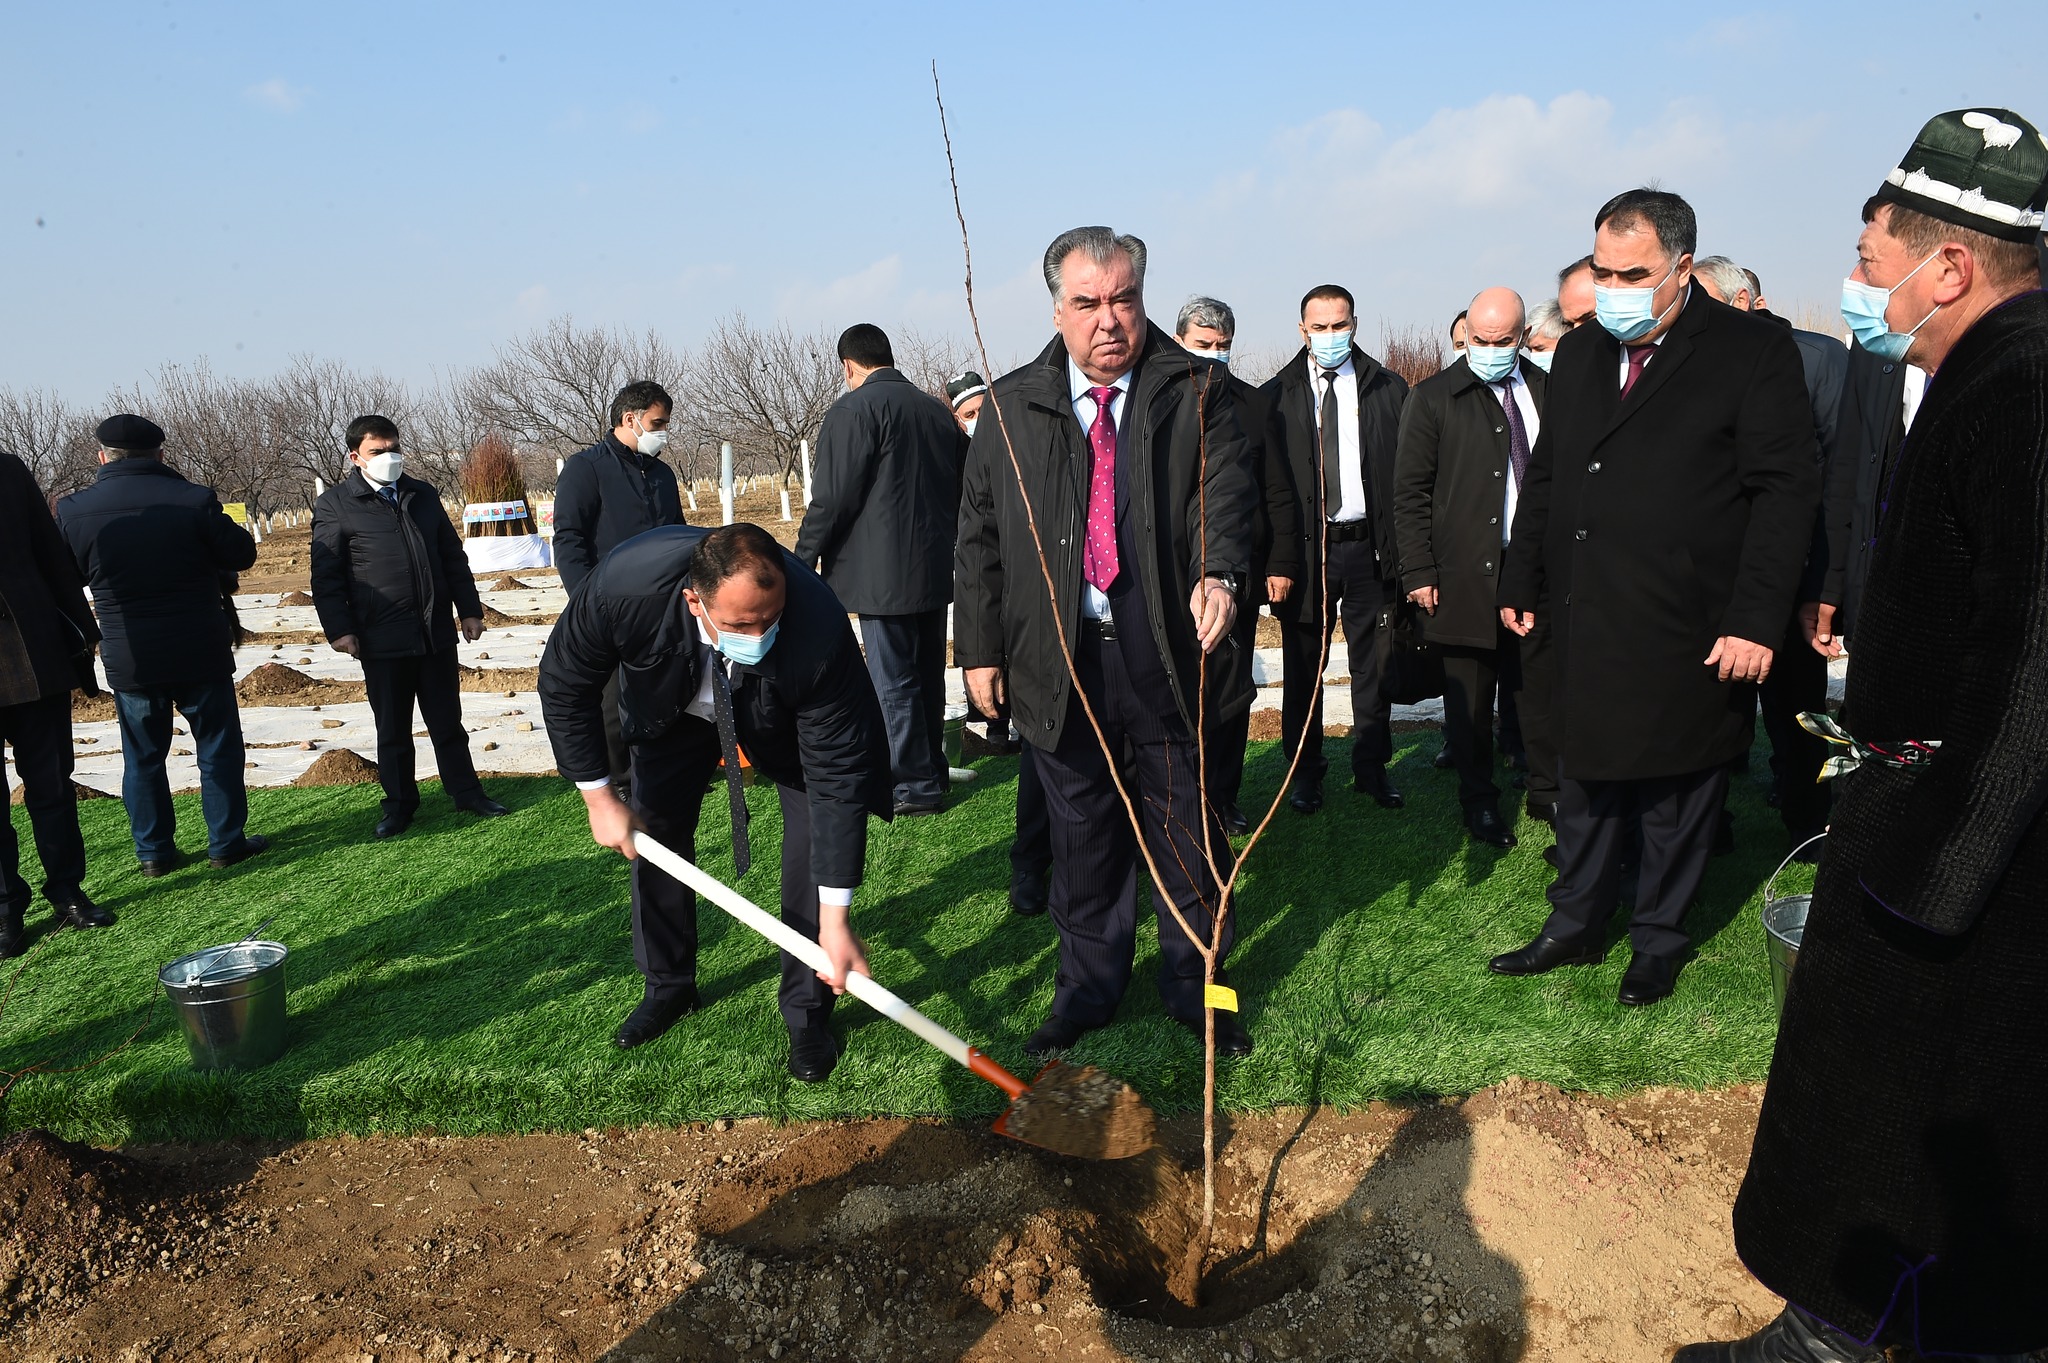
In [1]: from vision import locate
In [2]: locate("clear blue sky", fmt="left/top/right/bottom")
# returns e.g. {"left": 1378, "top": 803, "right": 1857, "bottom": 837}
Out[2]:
{"left": 4, "top": 2, "right": 2042, "bottom": 398}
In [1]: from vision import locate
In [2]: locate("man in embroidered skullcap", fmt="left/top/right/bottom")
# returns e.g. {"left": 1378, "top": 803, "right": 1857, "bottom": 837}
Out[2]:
{"left": 1677, "top": 108, "right": 2048, "bottom": 1363}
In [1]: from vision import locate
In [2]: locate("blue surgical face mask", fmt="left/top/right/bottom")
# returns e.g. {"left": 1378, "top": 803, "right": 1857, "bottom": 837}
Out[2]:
{"left": 1840, "top": 251, "right": 1941, "bottom": 362}
{"left": 1523, "top": 348, "right": 1555, "bottom": 373}
{"left": 1308, "top": 331, "right": 1353, "bottom": 369}
{"left": 712, "top": 618, "right": 780, "bottom": 667}
{"left": 1593, "top": 262, "right": 1680, "bottom": 342}
{"left": 1464, "top": 343, "right": 1518, "bottom": 383}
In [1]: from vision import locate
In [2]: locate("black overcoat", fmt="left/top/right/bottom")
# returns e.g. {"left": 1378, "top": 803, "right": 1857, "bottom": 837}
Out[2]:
{"left": 1731, "top": 291, "right": 2048, "bottom": 1354}
{"left": 1822, "top": 344, "right": 1911, "bottom": 639}
{"left": 553, "top": 434, "right": 685, "bottom": 598}
{"left": 1224, "top": 372, "right": 1304, "bottom": 597}
{"left": 310, "top": 471, "right": 483, "bottom": 659}
{"left": 537, "top": 525, "right": 892, "bottom": 888}
{"left": 1498, "top": 288, "right": 1819, "bottom": 781}
{"left": 56, "top": 459, "right": 256, "bottom": 690}
{"left": 0, "top": 452, "right": 97, "bottom": 708}
{"left": 793, "top": 368, "right": 967, "bottom": 616}
{"left": 1392, "top": 357, "right": 1548, "bottom": 648}
{"left": 1260, "top": 343, "right": 1408, "bottom": 626}
{"left": 953, "top": 324, "right": 1252, "bottom": 750}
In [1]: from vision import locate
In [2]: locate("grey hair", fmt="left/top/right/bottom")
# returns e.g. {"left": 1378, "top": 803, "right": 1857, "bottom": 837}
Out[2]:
{"left": 1692, "top": 255, "right": 1754, "bottom": 309}
{"left": 1175, "top": 295, "right": 1235, "bottom": 339}
{"left": 1526, "top": 299, "right": 1569, "bottom": 342}
{"left": 1042, "top": 226, "right": 1147, "bottom": 302}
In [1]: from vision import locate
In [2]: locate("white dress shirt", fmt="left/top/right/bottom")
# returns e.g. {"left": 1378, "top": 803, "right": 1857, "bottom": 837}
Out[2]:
{"left": 1068, "top": 359, "right": 1132, "bottom": 620}
{"left": 1492, "top": 364, "right": 1541, "bottom": 545}
{"left": 1307, "top": 353, "right": 1368, "bottom": 522}
{"left": 1901, "top": 364, "right": 1929, "bottom": 434}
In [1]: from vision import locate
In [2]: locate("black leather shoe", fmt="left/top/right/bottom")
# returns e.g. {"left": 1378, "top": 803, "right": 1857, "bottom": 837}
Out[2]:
{"left": 1488, "top": 933, "right": 1603, "bottom": 976}
{"left": 1288, "top": 779, "right": 1323, "bottom": 815}
{"left": 209, "top": 834, "right": 270, "bottom": 870}
{"left": 51, "top": 894, "right": 115, "bottom": 930}
{"left": 612, "top": 987, "right": 701, "bottom": 1049}
{"left": 1432, "top": 746, "right": 1455, "bottom": 769}
{"left": 1524, "top": 799, "right": 1558, "bottom": 827}
{"left": 1464, "top": 807, "right": 1517, "bottom": 849}
{"left": 0, "top": 911, "right": 25, "bottom": 960}
{"left": 1671, "top": 1305, "right": 1888, "bottom": 1362}
{"left": 1220, "top": 803, "right": 1251, "bottom": 836}
{"left": 1617, "top": 952, "right": 1682, "bottom": 1006}
{"left": 893, "top": 800, "right": 943, "bottom": 818}
{"left": 1023, "top": 1013, "right": 1093, "bottom": 1058}
{"left": 374, "top": 811, "right": 413, "bottom": 839}
{"left": 1175, "top": 1011, "right": 1254, "bottom": 1058}
{"left": 455, "top": 794, "right": 509, "bottom": 817}
{"left": 787, "top": 1025, "right": 842, "bottom": 1082}
{"left": 138, "top": 851, "right": 184, "bottom": 879}
{"left": 1353, "top": 766, "right": 1404, "bottom": 808}
{"left": 1009, "top": 866, "right": 1049, "bottom": 917}
{"left": 1542, "top": 844, "right": 1561, "bottom": 869}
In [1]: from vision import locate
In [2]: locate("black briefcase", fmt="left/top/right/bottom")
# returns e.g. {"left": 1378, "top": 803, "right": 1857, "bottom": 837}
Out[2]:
{"left": 1379, "top": 600, "right": 1444, "bottom": 706}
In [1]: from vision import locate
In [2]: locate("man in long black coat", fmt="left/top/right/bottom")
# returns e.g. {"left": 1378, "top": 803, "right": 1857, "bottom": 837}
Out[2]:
{"left": 312, "top": 415, "right": 506, "bottom": 838}
{"left": 538, "top": 522, "right": 891, "bottom": 1079}
{"left": 553, "top": 380, "right": 685, "bottom": 792}
{"left": 954, "top": 226, "right": 1253, "bottom": 1059}
{"left": 1493, "top": 189, "right": 1818, "bottom": 1007}
{"left": 1681, "top": 107, "right": 2048, "bottom": 1363}
{"left": 0, "top": 451, "right": 104, "bottom": 953}
{"left": 1173, "top": 295, "right": 1302, "bottom": 835}
{"left": 1395, "top": 286, "right": 1549, "bottom": 850}
{"left": 795, "top": 326, "right": 967, "bottom": 816}
{"left": 58, "top": 414, "right": 266, "bottom": 876}
{"left": 1262, "top": 285, "right": 1410, "bottom": 815}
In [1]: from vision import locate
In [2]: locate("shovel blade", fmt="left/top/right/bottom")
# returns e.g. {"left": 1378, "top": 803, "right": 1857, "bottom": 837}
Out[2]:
{"left": 990, "top": 1059, "right": 1157, "bottom": 1160}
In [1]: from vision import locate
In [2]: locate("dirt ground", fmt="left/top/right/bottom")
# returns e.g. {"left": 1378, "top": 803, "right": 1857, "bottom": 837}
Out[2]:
{"left": 0, "top": 1080, "right": 1804, "bottom": 1363}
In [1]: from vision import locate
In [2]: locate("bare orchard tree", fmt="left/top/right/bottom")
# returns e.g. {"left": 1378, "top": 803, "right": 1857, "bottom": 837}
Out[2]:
{"left": 0, "top": 386, "right": 100, "bottom": 500}
{"left": 261, "top": 354, "right": 415, "bottom": 501}
{"left": 680, "top": 312, "right": 844, "bottom": 482}
{"left": 890, "top": 324, "right": 979, "bottom": 401}
{"left": 463, "top": 316, "right": 686, "bottom": 461}
{"left": 391, "top": 370, "right": 496, "bottom": 499}
{"left": 108, "top": 361, "right": 291, "bottom": 519}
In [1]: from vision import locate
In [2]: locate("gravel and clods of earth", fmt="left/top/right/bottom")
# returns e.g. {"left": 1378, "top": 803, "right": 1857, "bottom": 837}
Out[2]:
{"left": 2, "top": 1081, "right": 1798, "bottom": 1363}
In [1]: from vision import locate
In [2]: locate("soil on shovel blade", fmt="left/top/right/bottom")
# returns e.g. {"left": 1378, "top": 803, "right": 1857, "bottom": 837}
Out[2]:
{"left": 1000, "top": 1062, "right": 1156, "bottom": 1161}
{"left": 2, "top": 1081, "right": 1798, "bottom": 1362}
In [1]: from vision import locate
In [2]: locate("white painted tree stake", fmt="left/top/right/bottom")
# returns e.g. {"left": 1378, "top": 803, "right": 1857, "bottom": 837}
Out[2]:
{"left": 779, "top": 487, "right": 792, "bottom": 521}
{"left": 800, "top": 438, "right": 813, "bottom": 507}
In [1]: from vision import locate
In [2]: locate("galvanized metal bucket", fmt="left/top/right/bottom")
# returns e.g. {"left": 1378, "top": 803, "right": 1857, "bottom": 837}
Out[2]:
{"left": 1761, "top": 835, "right": 1825, "bottom": 1016}
{"left": 943, "top": 703, "right": 968, "bottom": 767}
{"left": 159, "top": 941, "right": 290, "bottom": 1071}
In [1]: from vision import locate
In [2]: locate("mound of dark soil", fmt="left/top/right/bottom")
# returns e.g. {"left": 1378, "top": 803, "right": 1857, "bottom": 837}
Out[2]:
{"left": 276, "top": 590, "right": 315, "bottom": 606}
{"left": 485, "top": 574, "right": 528, "bottom": 592}
{"left": 292, "top": 748, "right": 380, "bottom": 786}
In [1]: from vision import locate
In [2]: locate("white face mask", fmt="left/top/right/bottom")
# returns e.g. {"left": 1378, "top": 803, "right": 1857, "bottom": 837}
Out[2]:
{"left": 635, "top": 426, "right": 669, "bottom": 456}
{"left": 963, "top": 417, "right": 978, "bottom": 439}
{"left": 363, "top": 450, "right": 404, "bottom": 485}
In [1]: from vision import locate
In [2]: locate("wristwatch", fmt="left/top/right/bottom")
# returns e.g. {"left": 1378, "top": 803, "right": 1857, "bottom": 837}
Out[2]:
{"left": 1211, "top": 573, "right": 1243, "bottom": 597}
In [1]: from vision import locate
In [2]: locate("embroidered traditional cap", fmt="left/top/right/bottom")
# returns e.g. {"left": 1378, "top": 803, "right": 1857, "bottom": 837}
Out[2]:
{"left": 1875, "top": 108, "right": 2048, "bottom": 244}
{"left": 944, "top": 371, "right": 988, "bottom": 410}
{"left": 94, "top": 413, "right": 165, "bottom": 452}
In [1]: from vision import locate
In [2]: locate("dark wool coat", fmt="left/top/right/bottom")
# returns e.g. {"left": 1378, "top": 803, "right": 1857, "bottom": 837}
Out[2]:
{"left": 1392, "top": 356, "right": 1549, "bottom": 648}
{"left": 793, "top": 368, "right": 967, "bottom": 616}
{"left": 311, "top": 472, "right": 483, "bottom": 659}
{"left": 953, "top": 324, "right": 1253, "bottom": 750}
{"left": 56, "top": 459, "right": 257, "bottom": 690}
{"left": 1732, "top": 290, "right": 2048, "bottom": 1355}
{"left": 1260, "top": 343, "right": 1409, "bottom": 626}
{"left": 552, "top": 434, "right": 685, "bottom": 597}
{"left": 1223, "top": 371, "right": 1304, "bottom": 595}
{"left": 0, "top": 452, "right": 98, "bottom": 708}
{"left": 1498, "top": 288, "right": 1820, "bottom": 781}
{"left": 1822, "top": 344, "right": 1912, "bottom": 639}
{"left": 537, "top": 525, "right": 891, "bottom": 887}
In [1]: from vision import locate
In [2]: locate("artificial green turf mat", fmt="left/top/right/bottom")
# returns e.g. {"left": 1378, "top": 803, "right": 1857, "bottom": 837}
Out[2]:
{"left": 1, "top": 737, "right": 1813, "bottom": 1144}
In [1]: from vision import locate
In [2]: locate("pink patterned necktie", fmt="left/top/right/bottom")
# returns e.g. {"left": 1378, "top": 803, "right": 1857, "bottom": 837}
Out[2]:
{"left": 1083, "top": 385, "right": 1120, "bottom": 591}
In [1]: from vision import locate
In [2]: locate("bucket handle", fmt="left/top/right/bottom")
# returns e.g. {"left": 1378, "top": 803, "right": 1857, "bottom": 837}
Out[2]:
{"left": 1764, "top": 832, "right": 1828, "bottom": 908}
{"left": 190, "top": 914, "right": 277, "bottom": 984}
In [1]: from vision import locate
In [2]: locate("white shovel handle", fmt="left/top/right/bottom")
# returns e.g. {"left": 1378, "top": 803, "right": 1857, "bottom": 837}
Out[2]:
{"left": 630, "top": 830, "right": 977, "bottom": 1070}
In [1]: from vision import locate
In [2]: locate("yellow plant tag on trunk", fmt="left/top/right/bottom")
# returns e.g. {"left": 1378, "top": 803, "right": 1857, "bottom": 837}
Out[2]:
{"left": 1204, "top": 984, "right": 1239, "bottom": 1012}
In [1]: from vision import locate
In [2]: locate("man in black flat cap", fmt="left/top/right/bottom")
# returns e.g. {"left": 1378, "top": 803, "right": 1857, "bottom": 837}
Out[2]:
{"left": 1678, "top": 106, "right": 2048, "bottom": 1363}
{"left": 57, "top": 414, "right": 268, "bottom": 877}
{"left": 0, "top": 451, "right": 104, "bottom": 955}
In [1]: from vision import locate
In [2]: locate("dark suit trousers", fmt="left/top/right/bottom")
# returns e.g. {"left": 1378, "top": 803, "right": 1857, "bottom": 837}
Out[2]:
{"left": 1758, "top": 615, "right": 1832, "bottom": 836}
{"left": 113, "top": 677, "right": 247, "bottom": 860}
{"left": 1279, "top": 537, "right": 1392, "bottom": 782}
{"left": 1033, "top": 626, "right": 1232, "bottom": 1027}
{"left": 599, "top": 671, "right": 632, "bottom": 791}
{"left": 0, "top": 693, "right": 86, "bottom": 908}
{"left": 1011, "top": 743, "right": 1051, "bottom": 878}
{"left": 860, "top": 610, "right": 948, "bottom": 806}
{"left": 1542, "top": 765, "right": 1729, "bottom": 960}
{"left": 1509, "top": 612, "right": 1561, "bottom": 807}
{"left": 1204, "top": 600, "right": 1261, "bottom": 810}
{"left": 1437, "top": 624, "right": 1522, "bottom": 813}
{"left": 361, "top": 646, "right": 481, "bottom": 817}
{"left": 628, "top": 717, "right": 833, "bottom": 1031}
